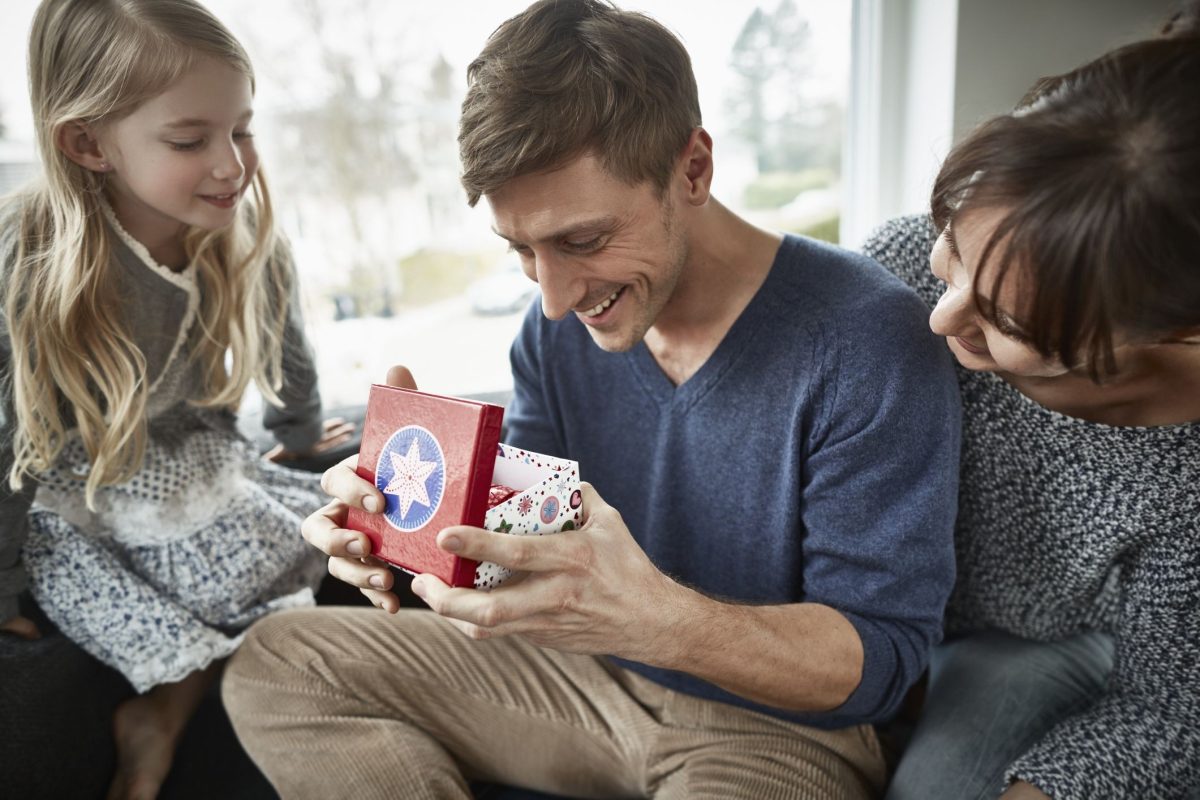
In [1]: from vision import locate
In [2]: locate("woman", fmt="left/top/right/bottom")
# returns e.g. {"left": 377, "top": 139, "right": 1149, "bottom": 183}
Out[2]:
{"left": 866, "top": 29, "right": 1200, "bottom": 800}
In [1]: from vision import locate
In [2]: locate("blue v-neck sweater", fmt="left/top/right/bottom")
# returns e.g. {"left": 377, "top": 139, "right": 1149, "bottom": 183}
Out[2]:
{"left": 504, "top": 234, "right": 961, "bottom": 728}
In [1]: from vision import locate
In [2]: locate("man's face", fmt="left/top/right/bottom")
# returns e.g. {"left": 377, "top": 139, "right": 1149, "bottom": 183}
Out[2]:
{"left": 486, "top": 153, "right": 687, "bottom": 353}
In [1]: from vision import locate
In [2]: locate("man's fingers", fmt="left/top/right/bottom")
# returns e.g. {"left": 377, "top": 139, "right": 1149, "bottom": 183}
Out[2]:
{"left": 436, "top": 526, "right": 589, "bottom": 574}
{"left": 360, "top": 586, "right": 402, "bottom": 614}
{"left": 300, "top": 500, "right": 373, "bottom": 558}
{"left": 414, "top": 574, "right": 554, "bottom": 633}
{"left": 329, "top": 554, "right": 394, "bottom": 593}
{"left": 577, "top": 481, "right": 610, "bottom": 516}
{"left": 386, "top": 365, "right": 418, "bottom": 390}
{"left": 320, "top": 453, "right": 384, "bottom": 513}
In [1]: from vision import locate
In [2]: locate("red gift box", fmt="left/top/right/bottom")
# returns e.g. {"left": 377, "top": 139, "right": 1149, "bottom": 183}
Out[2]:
{"left": 346, "top": 385, "right": 581, "bottom": 589}
{"left": 346, "top": 384, "right": 504, "bottom": 587}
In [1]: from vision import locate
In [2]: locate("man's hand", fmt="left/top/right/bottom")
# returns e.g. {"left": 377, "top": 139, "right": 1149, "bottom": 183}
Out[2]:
{"left": 299, "top": 365, "right": 415, "bottom": 611}
{"left": 265, "top": 417, "right": 356, "bottom": 463}
{"left": 1001, "top": 781, "right": 1052, "bottom": 799}
{"left": 0, "top": 615, "right": 41, "bottom": 640}
{"left": 410, "top": 482, "right": 686, "bottom": 663}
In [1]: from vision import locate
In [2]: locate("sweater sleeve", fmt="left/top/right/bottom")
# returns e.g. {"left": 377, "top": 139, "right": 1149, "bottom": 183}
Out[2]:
{"left": 0, "top": 212, "right": 36, "bottom": 623}
{"left": 0, "top": 424, "right": 35, "bottom": 623}
{"left": 260, "top": 241, "right": 324, "bottom": 453}
{"left": 797, "top": 261, "right": 961, "bottom": 723}
{"left": 1005, "top": 532, "right": 1200, "bottom": 798}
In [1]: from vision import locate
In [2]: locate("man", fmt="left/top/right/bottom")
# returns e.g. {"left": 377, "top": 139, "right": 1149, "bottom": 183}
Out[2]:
{"left": 223, "top": 2, "right": 960, "bottom": 797}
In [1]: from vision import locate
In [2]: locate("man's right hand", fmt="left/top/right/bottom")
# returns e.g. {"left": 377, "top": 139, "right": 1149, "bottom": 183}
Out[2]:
{"left": 300, "top": 365, "right": 416, "bottom": 613}
{"left": 0, "top": 615, "right": 41, "bottom": 640}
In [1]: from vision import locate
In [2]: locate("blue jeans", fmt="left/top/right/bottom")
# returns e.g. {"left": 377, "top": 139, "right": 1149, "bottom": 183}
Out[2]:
{"left": 885, "top": 629, "right": 1114, "bottom": 800}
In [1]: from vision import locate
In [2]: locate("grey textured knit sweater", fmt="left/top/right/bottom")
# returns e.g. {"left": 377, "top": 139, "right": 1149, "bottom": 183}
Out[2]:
{"left": 0, "top": 200, "right": 325, "bottom": 624}
{"left": 865, "top": 215, "right": 1200, "bottom": 799}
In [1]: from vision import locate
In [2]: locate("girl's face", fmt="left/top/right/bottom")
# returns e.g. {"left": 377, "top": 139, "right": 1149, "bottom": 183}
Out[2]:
{"left": 97, "top": 57, "right": 258, "bottom": 251}
{"left": 928, "top": 206, "right": 1071, "bottom": 378}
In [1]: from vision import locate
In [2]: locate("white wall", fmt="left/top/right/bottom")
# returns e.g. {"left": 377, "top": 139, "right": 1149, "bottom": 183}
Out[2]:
{"left": 844, "top": 0, "right": 1177, "bottom": 248}
{"left": 953, "top": 0, "right": 1176, "bottom": 140}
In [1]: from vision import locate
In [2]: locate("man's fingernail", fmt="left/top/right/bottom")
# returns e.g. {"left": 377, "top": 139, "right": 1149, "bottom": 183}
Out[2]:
{"left": 411, "top": 578, "right": 426, "bottom": 598}
{"left": 346, "top": 539, "right": 364, "bottom": 556}
{"left": 363, "top": 495, "right": 381, "bottom": 513}
{"left": 441, "top": 534, "right": 461, "bottom": 552}
{"left": 369, "top": 574, "right": 386, "bottom": 589}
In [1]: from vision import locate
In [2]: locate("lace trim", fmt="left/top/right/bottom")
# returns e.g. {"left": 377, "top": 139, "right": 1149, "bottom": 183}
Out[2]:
{"left": 124, "top": 587, "right": 316, "bottom": 693}
{"left": 98, "top": 198, "right": 200, "bottom": 395}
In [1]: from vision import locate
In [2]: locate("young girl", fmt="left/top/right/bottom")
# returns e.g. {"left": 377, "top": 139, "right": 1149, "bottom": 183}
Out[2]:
{"left": 0, "top": 1, "right": 348, "bottom": 796}
{"left": 867, "top": 29, "right": 1200, "bottom": 800}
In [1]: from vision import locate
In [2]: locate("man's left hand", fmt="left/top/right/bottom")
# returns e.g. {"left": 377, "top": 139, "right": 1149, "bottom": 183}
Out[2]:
{"left": 411, "top": 482, "right": 685, "bottom": 663}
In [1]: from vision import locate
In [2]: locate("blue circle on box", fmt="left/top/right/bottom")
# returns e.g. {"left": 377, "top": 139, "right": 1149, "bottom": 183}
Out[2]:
{"left": 376, "top": 425, "right": 445, "bottom": 532}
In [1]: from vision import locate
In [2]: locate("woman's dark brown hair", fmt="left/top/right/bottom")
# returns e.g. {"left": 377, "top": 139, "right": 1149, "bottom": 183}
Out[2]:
{"left": 931, "top": 34, "right": 1200, "bottom": 379}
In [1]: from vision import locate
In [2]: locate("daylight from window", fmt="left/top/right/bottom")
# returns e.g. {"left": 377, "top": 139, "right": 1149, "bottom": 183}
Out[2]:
{"left": 0, "top": 0, "right": 849, "bottom": 408}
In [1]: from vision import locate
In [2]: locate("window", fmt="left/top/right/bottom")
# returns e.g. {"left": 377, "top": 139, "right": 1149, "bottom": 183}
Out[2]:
{"left": 0, "top": 0, "right": 850, "bottom": 408}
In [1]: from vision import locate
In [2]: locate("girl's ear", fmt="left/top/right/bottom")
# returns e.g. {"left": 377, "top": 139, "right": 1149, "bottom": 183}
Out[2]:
{"left": 56, "top": 122, "right": 111, "bottom": 172}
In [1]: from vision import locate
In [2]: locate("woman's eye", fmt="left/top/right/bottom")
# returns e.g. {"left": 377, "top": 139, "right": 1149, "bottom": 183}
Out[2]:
{"left": 169, "top": 140, "right": 203, "bottom": 151}
{"left": 233, "top": 130, "right": 255, "bottom": 140}
{"left": 996, "top": 316, "right": 1032, "bottom": 342}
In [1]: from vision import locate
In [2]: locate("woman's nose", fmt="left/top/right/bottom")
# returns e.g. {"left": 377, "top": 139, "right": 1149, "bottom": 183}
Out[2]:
{"left": 929, "top": 283, "right": 976, "bottom": 338}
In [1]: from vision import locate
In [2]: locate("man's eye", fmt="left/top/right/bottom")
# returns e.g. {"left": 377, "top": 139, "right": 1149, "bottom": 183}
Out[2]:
{"left": 564, "top": 237, "right": 602, "bottom": 252}
{"left": 169, "top": 140, "right": 203, "bottom": 151}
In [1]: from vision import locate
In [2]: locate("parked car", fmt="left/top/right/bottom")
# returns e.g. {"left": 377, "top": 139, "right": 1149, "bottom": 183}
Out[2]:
{"left": 467, "top": 259, "right": 537, "bottom": 315}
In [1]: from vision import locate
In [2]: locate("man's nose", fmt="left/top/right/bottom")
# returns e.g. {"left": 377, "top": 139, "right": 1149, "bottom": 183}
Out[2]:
{"left": 534, "top": 253, "right": 579, "bottom": 321}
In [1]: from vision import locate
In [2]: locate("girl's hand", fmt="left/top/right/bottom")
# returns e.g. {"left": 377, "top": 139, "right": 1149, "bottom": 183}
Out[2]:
{"left": 0, "top": 615, "right": 42, "bottom": 640}
{"left": 264, "top": 417, "right": 356, "bottom": 462}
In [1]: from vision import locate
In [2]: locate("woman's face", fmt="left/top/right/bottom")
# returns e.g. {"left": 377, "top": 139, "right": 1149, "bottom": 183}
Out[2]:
{"left": 928, "top": 206, "right": 1071, "bottom": 378}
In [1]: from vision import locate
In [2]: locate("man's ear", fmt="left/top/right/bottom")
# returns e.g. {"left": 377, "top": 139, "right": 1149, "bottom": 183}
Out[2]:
{"left": 55, "top": 122, "right": 111, "bottom": 172}
{"left": 678, "top": 127, "right": 714, "bottom": 207}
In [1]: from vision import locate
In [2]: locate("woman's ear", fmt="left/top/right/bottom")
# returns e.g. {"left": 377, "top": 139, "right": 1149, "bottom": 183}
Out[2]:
{"left": 56, "top": 122, "right": 111, "bottom": 173}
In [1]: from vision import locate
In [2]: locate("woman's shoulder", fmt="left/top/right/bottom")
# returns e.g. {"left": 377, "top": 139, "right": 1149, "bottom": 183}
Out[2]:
{"left": 861, "top": 214, "right": 942, "bottom": 310}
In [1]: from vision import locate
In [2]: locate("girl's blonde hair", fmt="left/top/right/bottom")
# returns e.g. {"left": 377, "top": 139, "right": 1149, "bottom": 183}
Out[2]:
{"left": 6, "top": 0, "right": 290, "bottom": 506}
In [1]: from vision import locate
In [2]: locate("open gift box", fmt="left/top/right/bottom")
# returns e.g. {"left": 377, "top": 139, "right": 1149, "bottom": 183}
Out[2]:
{"left": 346, "top": 384, "right": 581, "bottom": 589}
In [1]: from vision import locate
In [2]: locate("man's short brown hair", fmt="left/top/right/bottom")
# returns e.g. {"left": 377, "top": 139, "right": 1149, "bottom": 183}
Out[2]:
{"left": 458, "top": 0, "right": 702, "bottom": 206}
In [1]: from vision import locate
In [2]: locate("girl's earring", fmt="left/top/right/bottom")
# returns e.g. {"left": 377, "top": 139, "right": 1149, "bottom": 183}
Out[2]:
{"left": 98, "top": 162, "right": 110, "bottom": 172}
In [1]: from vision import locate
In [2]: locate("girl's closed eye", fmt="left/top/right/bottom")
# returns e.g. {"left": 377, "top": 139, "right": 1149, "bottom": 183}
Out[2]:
{"left": 168, "top": 139, "right": 203, "bottom": 151}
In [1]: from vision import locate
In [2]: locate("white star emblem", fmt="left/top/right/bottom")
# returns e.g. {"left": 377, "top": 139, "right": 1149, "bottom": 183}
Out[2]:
{"left": 383, "top": 439, "right": 438, "bottom": 517}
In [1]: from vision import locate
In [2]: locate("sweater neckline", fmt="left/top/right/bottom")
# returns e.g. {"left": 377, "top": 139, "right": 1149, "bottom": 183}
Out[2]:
{"left": 99, "top": 199, "right": 197, "bottom": 291}
{"left": 625, "top": 235, "right": 789, "bottom": 409}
